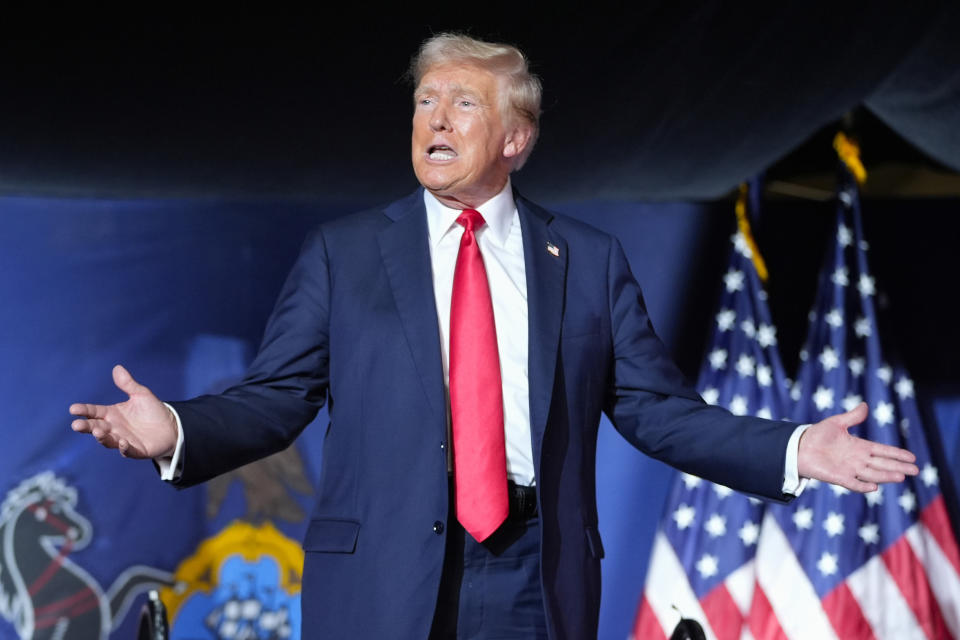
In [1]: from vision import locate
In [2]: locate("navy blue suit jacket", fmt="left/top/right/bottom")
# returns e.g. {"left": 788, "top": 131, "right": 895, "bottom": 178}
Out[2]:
{"left": 170, "top": 188, "right": 795, "bottom": 639}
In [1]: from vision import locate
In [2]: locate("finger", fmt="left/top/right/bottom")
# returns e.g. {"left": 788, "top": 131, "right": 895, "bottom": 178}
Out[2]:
{"left": 866, "top": 457, "right": 919, "bottom": 478}
{"left": 71, "top": 418, "right": 92, "bottom": 433}
{"left": 856, "top": 467, "right": 906, "bottom": 484}
{"left": 841, "top": 477, "right": 878, "bottom": 494}
{"left": 868, "top": 441, "right": 917, "bottom": 464}
{"left": 89, "top": 422, "right": 120, "bottom": 449}
{"left": 112, "top": 364, "right": 145, "bottom": 397}
{"left": 117, "top": 437, "right": 145, "bottom": 459}
{"left": 837, "top": 402, "right": 869, "bottom": 430}
{"left": 69, "top": 403, "right": 108, "bottom": 419}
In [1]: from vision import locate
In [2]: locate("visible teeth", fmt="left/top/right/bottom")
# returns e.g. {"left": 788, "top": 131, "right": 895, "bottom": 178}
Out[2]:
{"left": 429, "top": 151, "right": 455, "bottom": 160}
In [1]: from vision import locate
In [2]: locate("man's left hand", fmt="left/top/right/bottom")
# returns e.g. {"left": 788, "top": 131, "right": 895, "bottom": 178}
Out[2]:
{"left": 797, "top": 402, "right": 919, "bottom": 493}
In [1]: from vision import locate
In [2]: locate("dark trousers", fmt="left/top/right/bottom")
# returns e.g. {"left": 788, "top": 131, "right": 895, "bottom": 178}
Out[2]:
{"left": 429, "top": 500, "right": 547, "bottom": 639}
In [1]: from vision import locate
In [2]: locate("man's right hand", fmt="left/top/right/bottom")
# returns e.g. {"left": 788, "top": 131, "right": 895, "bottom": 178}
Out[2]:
{"left": 70, "top": 364, "right": 178, "bottom": 459}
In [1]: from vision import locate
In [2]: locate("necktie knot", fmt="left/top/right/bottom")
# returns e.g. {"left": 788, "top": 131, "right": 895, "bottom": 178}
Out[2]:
{"left": 457, "top": 209, "right": 485, "bottom": 233}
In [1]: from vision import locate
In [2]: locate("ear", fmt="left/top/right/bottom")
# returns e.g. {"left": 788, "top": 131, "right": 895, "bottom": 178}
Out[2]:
{"left": 502, "top": 123, "right": 534, "bottom": 161}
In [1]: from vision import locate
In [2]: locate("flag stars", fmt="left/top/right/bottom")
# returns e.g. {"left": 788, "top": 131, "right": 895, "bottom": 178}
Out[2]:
{"left": 799, "top": 349, "right": 809, "bottom": 362}
{"left": 729, "top": 395, "right": 749, "bottom": 416}
{"left": 757, "top": 324, "right": 777, "bottom": 347}
{"left": 831, "top": 267, "right": 849, "bottom": 287}
{"left": 696, "top": 554, "right": 719, "bottom": 579}
{"left": 735, "top": 354, "right": 756, "bottom": 378}
{"left": 716, "top": 309, "right": 736, "bottom": 332}
{"left": 830, "top": 484, "right": 851, "bottom": 497}
{"left": 739, "top": 521, "right": 760, "bottom": 547}
{"left": 712, "top": 484, "right": 733, "bottom": 499}
{"left": 673, "top": 504, "right": 696, "bottom": 530}
{"left": 858, "top": 273, "right": 876, "bottom": 297}
{"left": 757, "top": 365, "right": 772, "bottom": 387}
{"left": 704, "top": 513, "right": 727, "bottom": 538}
{"left": 823, "top": 512, "right": 845, "bottom": 537}
{"left": 732, "top": 232, "right": 752, "bottom": 258}
{"left": 842, "top": 393, "right": 863, "bottom": 412}
{"left": 895, "top": 377, "right": 914, "bottom": 400}
{"left": 813, "top": 386, "right": 835, "bottom": 411}
{"left": 859, "top": 523, "right": 880, "bottom": 545}
{"left": 819, "top": 347, "right": 840, "bottom": 372}
{"left": 873, "top": 401, "right": 894, "bottom": 427}
{"left": 793, "top": 507, "right": 814, "bottom": 530}
{"left": 741, "top": 319, "right": 756, "bottom": 338}
{"left": 921, "top": 464, "right": 939, "bottom": 488}
{"left": 854, "top": 316, "right": 872, "bottom": 338}
{"left": 817, "top": 551, "right": 839, "bottom": 576}
{"left": 865, "top": 487, "right": 883, "bottom": 507}
{"left": 825, "top": 309, "right": 844, "bottom": 329}
{"left": 681, "top": 473, "right": 702, "bottom": 490}
{"left": 877, "top": 365, "right": 892, "bottom": 384}
{"left": 791, "top": 381, "right": 803, "bottom": 402}
{"left": 724, "top": 269, "right": 745, "bottom": 293}
{"left": 900, "top": 418, "right": 911, "bottom": 435}
{"left": 838, "top": 224, "right": 853, "bottom": 247}
{"left": 848, "top": 357, "right": 865, "bottom": 377}
{"left": 899, "top": 490, "right": 917, "bottom": 514}
{"left": 756, "top": 407, "right": 772, "bottom": 420}
{"left": 709, "top": 349, "right": 728, "bottom": 371}
{"left": 701, "top": 387, "right": 719, "bottom": 406}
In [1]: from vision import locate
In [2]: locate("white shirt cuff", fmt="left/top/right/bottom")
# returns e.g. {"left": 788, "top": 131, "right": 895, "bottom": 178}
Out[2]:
{"left": 781, "top": 424, "right": 810, "bottom": 496}
{"left": 156, "top": 403, "right": 185, "bottom": 482}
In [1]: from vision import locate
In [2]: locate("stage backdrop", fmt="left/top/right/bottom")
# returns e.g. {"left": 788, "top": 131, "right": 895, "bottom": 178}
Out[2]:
{"left": 1, "top": 193, "right": 957, "bottom": 639}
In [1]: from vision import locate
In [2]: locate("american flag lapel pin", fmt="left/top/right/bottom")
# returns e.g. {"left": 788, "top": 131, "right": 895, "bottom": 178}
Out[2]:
{"left": 546, "top": 242, "right": 560, "bottom": 257}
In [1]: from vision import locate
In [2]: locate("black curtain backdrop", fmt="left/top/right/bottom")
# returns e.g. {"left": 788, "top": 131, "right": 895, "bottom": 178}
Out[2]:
{"left": 2, "top": 3, "right": 957, "bottom": 201}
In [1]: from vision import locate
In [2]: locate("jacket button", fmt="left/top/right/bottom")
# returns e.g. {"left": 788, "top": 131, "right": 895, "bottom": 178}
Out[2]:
{"left": 433, "top": 521, "right": 444, "bottom": 534}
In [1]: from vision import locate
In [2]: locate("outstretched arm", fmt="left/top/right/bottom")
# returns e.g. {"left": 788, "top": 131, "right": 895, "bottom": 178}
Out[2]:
{"left": 69, "top": 364, "right": 178, "bottom": 459}
{"left": 798, "top": 402, "right": 918, "bottom": 493}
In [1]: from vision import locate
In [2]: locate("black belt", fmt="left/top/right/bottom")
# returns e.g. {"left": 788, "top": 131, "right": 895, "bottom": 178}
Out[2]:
{"left": 507, "top": 481, "right": 538, "bottom": 521}
{"left": 447, "top": 479, "right": 538, "bottom": 521}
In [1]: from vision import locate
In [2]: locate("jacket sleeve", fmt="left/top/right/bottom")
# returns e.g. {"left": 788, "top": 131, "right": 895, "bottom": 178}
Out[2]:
{"left": 168, "top": 226, "right": 332, "bottom": 487}
{"left": 601, "top": 237, "right": 795, "bottom": 502}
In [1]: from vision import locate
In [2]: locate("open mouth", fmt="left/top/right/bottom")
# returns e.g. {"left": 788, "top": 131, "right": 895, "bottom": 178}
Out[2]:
{"left": 428, "top": 145, "right": 457, "bottom": 161}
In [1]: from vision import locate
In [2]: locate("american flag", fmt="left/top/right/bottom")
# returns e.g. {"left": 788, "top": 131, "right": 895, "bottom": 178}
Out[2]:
{"left": 632, "top": 166, "right": 960, "bottom": 639}
{"left": 632, "top": 186, "right": 794, "bottom": 639}
{"left": 752, "top": 166, "right": 960, "bottom": 639}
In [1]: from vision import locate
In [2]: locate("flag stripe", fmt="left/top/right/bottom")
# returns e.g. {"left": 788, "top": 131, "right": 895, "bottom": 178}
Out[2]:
{"left": 746, "top": 584, "right": 788, "bottom": 640}
{"left": 701, "top": 583, "right": 743, "bottom": 640}
{"left": 847, "top": 550, "right": 924, "bottom": 639}
{"left": 907, "top": 522, "right": 960, "bottom": 638}
{"left": 882, "top": 533, "right": 950, "bottom": 640}
{"left": 632, "top": 596, "right": 669, "bottom": 640}
{"left": 725, "top": 560, "right": 756, "bottom": 615}
{"left": 821, "top": 582, "right": 877, "bottom": 640}
{"left": 754, "top": 515, "right": 837, "bottom": 640}
{"left": 643, "top": 532, "right": 718, "bottom": 639}
{"left": 920, "top": 495, "right": 960, "bottom": 576}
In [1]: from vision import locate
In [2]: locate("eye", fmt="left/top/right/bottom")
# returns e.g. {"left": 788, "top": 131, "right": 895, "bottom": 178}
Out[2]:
{"left": 459, "top": 100, "right": 474, "bottom": 107}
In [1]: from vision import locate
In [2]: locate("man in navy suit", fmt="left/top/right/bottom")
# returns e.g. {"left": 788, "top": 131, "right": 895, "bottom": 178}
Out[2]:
{"left": 71, "top": 33, "right": 918, "bottom": 639}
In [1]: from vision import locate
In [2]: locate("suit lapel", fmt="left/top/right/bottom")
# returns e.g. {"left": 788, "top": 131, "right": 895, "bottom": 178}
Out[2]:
{"left": 378, "top": 190, "right": 445, "bottom": 420}
{"left": 517, "top": 193, "right": 568, "bottom": 456}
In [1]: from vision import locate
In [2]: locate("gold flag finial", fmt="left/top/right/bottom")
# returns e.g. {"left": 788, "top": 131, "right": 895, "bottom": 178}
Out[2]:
{"left": 735, "top": 183, "right": 769, "bottom": 283}
{"left": 833, "top": 131, "right": 868, "bottom": 185}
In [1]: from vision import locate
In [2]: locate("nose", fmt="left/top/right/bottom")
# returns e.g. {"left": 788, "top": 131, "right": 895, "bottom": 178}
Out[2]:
{"left": 429, "top": 103, "right": 450, "bottom": 132}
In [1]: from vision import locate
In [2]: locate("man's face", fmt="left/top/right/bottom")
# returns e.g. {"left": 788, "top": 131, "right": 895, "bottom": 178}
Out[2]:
{"left": 412, "top": 64, "right": 526, "bottom": 208}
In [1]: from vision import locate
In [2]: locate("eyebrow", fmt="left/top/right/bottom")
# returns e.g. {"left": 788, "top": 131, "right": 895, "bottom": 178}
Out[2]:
{"left": 415, "top": 83, "right": 481, "bottom": 100}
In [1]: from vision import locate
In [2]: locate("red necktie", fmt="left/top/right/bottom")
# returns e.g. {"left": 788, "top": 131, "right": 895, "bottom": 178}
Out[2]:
{"left": 450, "top": 208, "right": 508, "bottom": 542}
